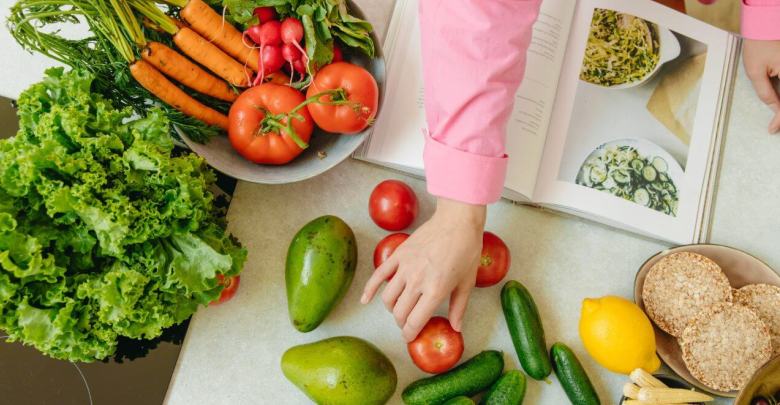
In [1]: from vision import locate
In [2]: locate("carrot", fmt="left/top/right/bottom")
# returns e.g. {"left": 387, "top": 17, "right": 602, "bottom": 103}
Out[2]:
{"left": 178, "top": 0, "right": 260, "bottom": 72}
{"left": 130, "top": 59, "right": 229, "bottom": 130}
{"left": 130, "top": 0, "right": 251, "bottom": 87}
{"left": 142, "top": 41, "right": 238, "bottom": 102}
{"left": 172, "top": 27, "right": 250, "bottom": 88}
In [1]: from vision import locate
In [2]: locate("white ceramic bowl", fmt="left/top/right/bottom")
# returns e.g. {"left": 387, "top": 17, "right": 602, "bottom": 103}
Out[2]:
{"left": 583, "top": 21, "right": 681, "bottom": 90}
{"left": 576, "top": 138, "right": 684, "bottom": 188}
{"left": 634, "top": 244, "right": 780, "bottom": 397}
{"left": 179, "top": 1, "right": 385, "bottom": 184}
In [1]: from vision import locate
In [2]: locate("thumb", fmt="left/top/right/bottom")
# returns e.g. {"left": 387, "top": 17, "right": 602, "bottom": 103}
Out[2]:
{"left": 749, "top": 70, "right": 780, "bottom": 112}
{"left": 770, "top": 111, "right": 780, "bottom": 134}
{"left": 448, "top": 282, "right": 472, "bottom": 332}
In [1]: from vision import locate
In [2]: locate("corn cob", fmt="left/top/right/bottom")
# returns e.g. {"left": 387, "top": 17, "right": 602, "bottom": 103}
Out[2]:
{"left": 623, "top": 383, "right": 641, "bottom": 399}
{"left": 621, "top": 400, "right": 691, "bottom": 405}
{"left": 630, "top": 368, "right": 668, "bottom": 388}
{"left": 637, "top": 387, "right": 713, "bottom": 403}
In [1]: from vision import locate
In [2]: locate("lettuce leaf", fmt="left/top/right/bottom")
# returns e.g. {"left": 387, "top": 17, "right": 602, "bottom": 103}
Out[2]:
{"left": 0, "top": 68, "right": 246, "bottom": 362}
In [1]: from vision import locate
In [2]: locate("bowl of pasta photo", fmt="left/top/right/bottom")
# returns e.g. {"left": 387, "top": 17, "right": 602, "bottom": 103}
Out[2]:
{"left": 579, "top": 9, "right": 681, "bottom": 89}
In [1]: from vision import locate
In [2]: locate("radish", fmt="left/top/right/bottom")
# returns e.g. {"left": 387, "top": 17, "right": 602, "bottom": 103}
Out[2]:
{"left": 281, "top": 17, "right": 308, "bottom": 69}
{"left": 245, "top": 24, "right": 263, "bottom": 45}
{"left": 262, "top": 46, "right": 284, "bottom": 73}
{"left": 254, "top": 7, "right": 276, "bottom": 23}
{"left": 259, "top": 21, "right": 282, "bottom": 46}
{"left": 281, "top": 43, "right": 302, "bottom": 63}
{"left": 253, "top": 45, "right": 284, "bottom": 86}
{"left": 332, "top": 44, "right": 343, "bottom": 62}
{"left": 292, "top": 58, "right": 307, "bottom": 75}
{"left": 245, "top": 21, "right": 283, "bottom": 84}
{"left": 280, "top": 17, "right": 304, "bottom": 44}
{"left": 244, "top": 22, "right": 281, "bottom": 47}
{"left": 281, "top": 43, "right": 303, "bottom": 85}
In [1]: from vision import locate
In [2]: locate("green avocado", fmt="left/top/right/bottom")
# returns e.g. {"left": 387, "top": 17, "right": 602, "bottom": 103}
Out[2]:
{"left": 286, "top": 215, "right": 357, "bottom": 332}
{"left": 281, "top": 336, "right": 397, "bottom": 405}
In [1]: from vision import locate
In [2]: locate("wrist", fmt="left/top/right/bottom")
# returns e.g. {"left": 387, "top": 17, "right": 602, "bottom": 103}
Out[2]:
{"left": 433, "top": 197, "right": 487, "bottom": 229}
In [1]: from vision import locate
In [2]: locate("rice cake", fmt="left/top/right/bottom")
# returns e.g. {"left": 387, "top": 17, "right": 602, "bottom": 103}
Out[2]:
{"left": 642, "top": 252, "right": 732, "bottom": 337}
{"left": 680, "top": 302, "right": 772, "bottom": 392}
{"left": 734, "top": 283, "right": 780, "bottom": 357}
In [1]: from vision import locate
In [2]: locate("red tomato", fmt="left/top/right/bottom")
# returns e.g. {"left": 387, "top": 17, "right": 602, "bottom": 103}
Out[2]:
{"left": 373, "top": 233, "right": 409, "bottom": 268}
{"left": 211, "top": 275, "right": 240, "bottom": 305}
{"left": 475, "top": 232, "right": 511, "bottom": 288}
{"left": 369, "top": 180, "right": 418, "bottom": 231}
{"left": 407, "top": 317, "right": 464, "bottom": 374}
{"left": 228, "top": 83, "right": 313, "bottom": 165}
{"left": 306, "top": 62, "right": 379, "bottom": 134}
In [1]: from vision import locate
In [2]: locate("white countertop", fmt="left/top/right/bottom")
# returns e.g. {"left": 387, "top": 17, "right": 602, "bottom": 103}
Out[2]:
{"left": 164, "top": 1, "right": 780, "bottom": 403}
{"left": 0, "top": 0, "right": 777, "bottom": 404}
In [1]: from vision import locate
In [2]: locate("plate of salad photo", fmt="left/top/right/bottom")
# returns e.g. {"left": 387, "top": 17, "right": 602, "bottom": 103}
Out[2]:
{"left": 576, "top": 138, "right": 683, "bottom": 217}
{"left": 579, "top": 8, "right": 680, "bottom": 89}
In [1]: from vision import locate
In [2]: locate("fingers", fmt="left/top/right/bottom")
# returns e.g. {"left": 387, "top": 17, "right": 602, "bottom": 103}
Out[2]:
{"left": 393, "top": 288, "right": 422, "bottom": 328}
{"left": 448, "top": 282, "right": 473, "bottom": 332}
{"left": 402, "top": 294, "right": 441, "bottom": 342}
{"left": 748, "top": 69, "right": 780, "bottom": 112}
{"left": 770, "top": 110, "right": 780, "bottom": 134}
{"left": 381, "top": 274, "right": 406, "bottom": 311}
{"left": 361, "top": 255, "right": 398, "bottom": 304}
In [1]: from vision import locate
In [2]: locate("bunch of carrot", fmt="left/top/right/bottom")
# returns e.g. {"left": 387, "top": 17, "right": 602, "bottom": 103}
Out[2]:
{"left": 10, "top": 0, "right": 266, "bottom": 132}
{"left": 126, "top": 0, "right": 270, "bottom": 130}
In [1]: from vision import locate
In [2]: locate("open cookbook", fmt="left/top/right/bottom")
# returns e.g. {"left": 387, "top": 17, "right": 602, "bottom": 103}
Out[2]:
{"left": 355, "top": 0, "right": 741, "bottom": 244}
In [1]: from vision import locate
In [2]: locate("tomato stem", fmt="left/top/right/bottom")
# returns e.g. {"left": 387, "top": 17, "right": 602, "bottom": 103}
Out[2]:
{"left": 257, "top": 109, "right": 309, "bottom": 149}
{"left": 290, "top": 88, "right": 374, "bottom": 128}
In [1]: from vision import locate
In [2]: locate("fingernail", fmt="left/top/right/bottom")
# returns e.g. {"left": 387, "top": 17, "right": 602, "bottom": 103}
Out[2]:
{"left": 360, "top": 293, "right": 367, "bottom": 304}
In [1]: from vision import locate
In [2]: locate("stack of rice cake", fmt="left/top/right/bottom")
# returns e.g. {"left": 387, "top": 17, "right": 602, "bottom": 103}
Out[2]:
{"left": 642, "top": 252, "right": 780, "bottom": 392}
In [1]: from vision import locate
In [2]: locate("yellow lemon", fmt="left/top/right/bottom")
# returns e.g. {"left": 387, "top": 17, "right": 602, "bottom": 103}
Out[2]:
{"left": 579, "top": 295, "right": 661, "bottom": 374}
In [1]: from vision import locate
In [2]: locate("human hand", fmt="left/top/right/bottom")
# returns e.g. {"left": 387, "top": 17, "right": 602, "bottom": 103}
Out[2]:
{"left": 743, "top": 39, "right": 780, "bottom": 134}
{"left": 361, "top": 198, "right": 486, "bottom": 342}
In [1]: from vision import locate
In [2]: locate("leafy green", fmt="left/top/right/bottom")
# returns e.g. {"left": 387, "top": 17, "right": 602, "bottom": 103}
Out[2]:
{"left": 220, "top": 0, "right": 375, "bottom": 68}
{"left": 8, "top": 0, "right": 227, "bottom": 143}
{"left": 0, "top": 68, "right": 246, "bottom": 362}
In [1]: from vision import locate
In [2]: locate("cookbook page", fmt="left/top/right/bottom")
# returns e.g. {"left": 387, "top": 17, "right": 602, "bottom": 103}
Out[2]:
{"left": 533, "top": 0, "right": 732, "bottom": 244}
{"left": 356, "top": 0, "right": 576, "bottom": 198}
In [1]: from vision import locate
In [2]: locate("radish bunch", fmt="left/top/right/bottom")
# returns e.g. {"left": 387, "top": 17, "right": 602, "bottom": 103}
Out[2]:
{"left": 245, "top": 7, "right": 309, "bottom": 85}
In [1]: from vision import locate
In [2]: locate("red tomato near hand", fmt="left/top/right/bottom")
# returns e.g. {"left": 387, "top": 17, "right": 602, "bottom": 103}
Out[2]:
{"left": 475, "top": 232, "right": 511, "bottom": 288}
{"left": 369, "top": 180, "right": 418, "bottom": 231}
{"left": 407, "top": 317, "right": 464, "bottom": 374}
{"left": 306, "top": 62, "right": 379, "bottom": 134}
{"left": 211, "top": 274, "right": 240, "bottom": 305}
{"left": 228, "top": 83, "right": 313, "bottom": 165}
{"left": 373, "top": 233, "right": 409, "bottom": 268}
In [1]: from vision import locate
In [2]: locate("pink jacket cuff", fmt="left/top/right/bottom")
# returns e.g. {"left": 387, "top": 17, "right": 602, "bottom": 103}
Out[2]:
{"left": 424, "top": 132, "right": 507, "bottom": 205}
{"left": 742, "top": 0, "right": 780, "bottom": 40}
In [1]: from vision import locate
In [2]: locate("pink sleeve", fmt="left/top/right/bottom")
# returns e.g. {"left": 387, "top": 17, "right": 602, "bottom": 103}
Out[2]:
{"left": 742, "top": 0, "right": 780, "bottom": 40}
{"left": 419, "top": 0, "right": 541, "bottom": 205}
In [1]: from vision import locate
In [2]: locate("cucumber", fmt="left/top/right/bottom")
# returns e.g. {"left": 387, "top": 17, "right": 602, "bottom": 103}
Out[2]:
{"left": 443, "top": 396, "right": 475, "bottom": 405}
{"left": 479, "top": 370, "right": 526, "bottom": 405}
{"left": 550, "top": 342, "right": 600, "bottom": 405}
{"left": 642, "top": 165, "right": 657, "bottom": 182}
{"left": 402, "top": 350, "right": 504, "bottom": 405}
{"left": 500, "top": 280, "right": 552, "bottom": 380}
{"left": 633, "top": 188, "right": 650, "bottom": 206}
{"left": 652, "top": 157, "right": 668, "bottom": 173}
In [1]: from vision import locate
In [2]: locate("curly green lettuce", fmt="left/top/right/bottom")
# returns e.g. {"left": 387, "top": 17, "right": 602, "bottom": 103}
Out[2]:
{"left": 0, "top": 68, "right": 246, "bottom": 362}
